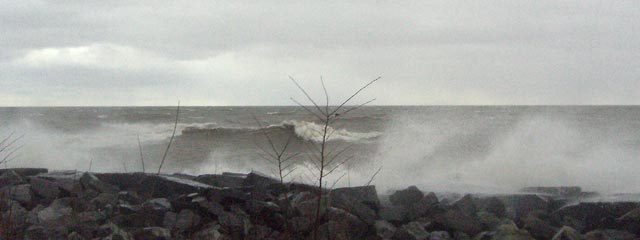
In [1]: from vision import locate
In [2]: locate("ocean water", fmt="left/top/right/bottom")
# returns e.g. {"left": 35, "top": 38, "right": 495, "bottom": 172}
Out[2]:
{"left": 1, "top": 106, "right": 640, "bottom": 194}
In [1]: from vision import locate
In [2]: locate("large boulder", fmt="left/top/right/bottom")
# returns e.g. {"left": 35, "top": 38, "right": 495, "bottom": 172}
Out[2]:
{"left": 475, "top": 196, "right": 506, "bottom": 218}
{"left": 551, "top": 202, "right": 638, "bottom": 232}
{"left": 195, "top": 173, "right": 245, "bottom": 188}
{"left": 28, "top": 177, "right": 62, "bottom": 203}
{"left": 451, "top": 194, "right": 477, "bottom": 216}
{"left": 375, "top": 220, "right": 397, "bottom": 239}
{"left": 616, "top": 207, "right": 640, "bottom": 234}
{"left": 326, "top": 207, "right": 369, "bottom": 238}
{"left": 406, "top": 192, "right": 439, "bottom": 221}
{"left": 523, "top": 213, "right": 559, "bottom": 239}
{"left": 1, "top": 184, "right": 34, "bottom": 207}
{"left": 331, "top": 185, "right": 381, "bottom": 210}
{"left": 390, "top": 186, "right": 424, "bottom": 207}
{"left": 37, "top": 198, "right": 73, "bottom": 223}
{"left": 0, "top": 168, "right": 47, "bottom": 177}
{"left": 329, "top": 190, "right": 377, "bottom": 225}
{"left": 380, "top": 205, "right": 407, "bottom": 223}
{"left": 393, "top": 221, "right": 429, "bottom": 240}
{"left": 80, "top": 172, "right": 118, "bottom": 194}
{"left": 498, "top": 194, "right": 551, "bottom": 223}
{"left": 0, "top": 170, "right": 25, "bottom": 187}
{"left": 444, "top": 209, "right": 482, "bottom": 236}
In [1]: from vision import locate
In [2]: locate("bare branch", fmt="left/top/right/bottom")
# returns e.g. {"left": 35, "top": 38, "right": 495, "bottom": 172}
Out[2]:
{"left": 329, "top": 172, "right": 347, "bottom": 189}
{"left": 290, "top": 76, "right": 327, "bottom": 116}
{"left": 158, "top": 102, "right": 180, "bottom": 175}
{"left": 321, "top": 76, "right": 330, "bottom": 115}
{"left": 137, "top": 134, "right": 145, "bottom": 173}
{"left": 365, "top": 166, "right": 383, "bottom": 186}
{"left": 330, "top": 77, "right": 381, "bottom": 116}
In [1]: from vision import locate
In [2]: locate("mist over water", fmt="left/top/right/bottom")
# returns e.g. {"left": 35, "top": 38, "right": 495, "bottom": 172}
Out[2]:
{"left": 1, "top": 106, "right": 640, "bottom": 194}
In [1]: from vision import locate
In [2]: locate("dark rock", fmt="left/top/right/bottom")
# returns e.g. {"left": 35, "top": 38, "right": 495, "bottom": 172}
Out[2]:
{"left": 327, "top": 207, "right": 369, "bottom": 238}
{"left": 551, "top": 202, "right": 638, "bottom": 232}
{"left": 96, "top": 173, "right": 211, "bottom": 198}
{"left": 380, "top": 205, "right": 407, "bottom": 223}
{"left": 451, "top": 194, "right": 477, "bottom": 216}
{"left": 90, "top": 192, "right": 118, "bottom": 211}
{"left": 584, "top": 229, "right": 636, "bottom": 240}
{"left": 289, "top": 216, "right": 311, "bottom": 233}
{"left": 0, "top": 168, "right": 48, "bottom": 177}
{"left": 193, "top": 224, "right": 224, "bottom": 239}
{"left": 163, "top": 209, "right": 201, "bottom": 232}
{"left": 1, "top": 201, "right": 28, "bottom": 235}
{"left": 210, "top": 187, "right": 250, "bottom": 205}
{"left": 316, "top": 221, "right": 349, "bottom": 240}
{"left": 117, "top": 191, "right": 141, "bottom": 205}
{"left": 97, "top": 222, "right": 133, "bottom": 239}
{"left": 332, "top": 185, "right": 381, "bottom": 210}
{"left": 24, "top": 225, "right": 48, "bottom": 240}
{"left": 1, "top": 184, "right": 34, "bottom": 207}
{"left": 616, "top": 207, "right": 640, "bottom": 234}
{"left": 375, "top": 220, "right": 397, "bottom": 239}
{"left": 499, "top": 194, "right": 550, "bottom": 223}
{"left": 476, "top": 196, "right": 506, "bottom": 218}
{"left": 80, "top": 172, "right": 118, "bottom": 194}
{"left": 29, "top": 177, "right": 61, "bottom": 203}
{"left": 390, "top": 186, "right": 424, "bottom": 207}
{"left": 195, "top": 173, "right": 245, "bottom": 188}
{"left": 218, "top": 210, "right": 245, "bottom": 234}
{"left": 144, "top": 198, "right": 172, "bottom": 212}
{"left": 405, "top": 192, "right": 440, "bottom": 221}
{"left": 37, "top": 198, "right": 72, "bottom": 223}
{"left": 67, "top": 231, "right": 85, "bottom": 240}
{"left": 523, "top": 213, "right": 559, "bottom": 239}
{"left": 477, "top": 211, "right": 503, "bottom": 230}
{"left": 429, "top": 231, "right": 451, "bottom": 240}
{"left": 492, "top": 221, "right": 535, "bottom": 240}
{"left": 0, "top": 170, "right": 25, "bottom": 187}
{"left": 551, "top": 226, "right": 583, "bottom": 240}
{"left": 243, "top": 171, "right": 280, "bottom": 193}
{"left": 393, "top": 221, "right": 429, "bottom": 240}
{"left": 444, "top": 209, "right": 482, "bottom": 236}
{"left": 193, "top": 196, "right": 225, "bottom": 216}
{"left": 329, "top": 189, "right": 377, "bottom": 225}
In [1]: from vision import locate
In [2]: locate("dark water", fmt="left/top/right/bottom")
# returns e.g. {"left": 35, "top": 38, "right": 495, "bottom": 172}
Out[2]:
{"left": 1, "top": 106, "right": 640, "bottom": 193}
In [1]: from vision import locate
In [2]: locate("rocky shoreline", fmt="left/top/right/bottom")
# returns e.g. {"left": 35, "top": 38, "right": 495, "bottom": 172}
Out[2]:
{"left": 1, "top": 168, "right": 639, "bottom": 239}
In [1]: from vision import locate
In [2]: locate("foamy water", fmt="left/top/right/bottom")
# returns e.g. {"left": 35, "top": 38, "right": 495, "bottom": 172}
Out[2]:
{"left": 1, "top": 106, "right": 640, "bottom": 194}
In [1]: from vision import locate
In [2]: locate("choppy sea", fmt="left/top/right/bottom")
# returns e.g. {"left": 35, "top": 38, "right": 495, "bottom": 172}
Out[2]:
{"left": 1, "top": 106, "right": 640, "bottom": 194}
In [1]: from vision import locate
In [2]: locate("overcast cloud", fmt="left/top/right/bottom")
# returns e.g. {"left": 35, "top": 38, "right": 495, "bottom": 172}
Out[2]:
{"left": 1, "top": 1, "right": 639, "bottom": 106}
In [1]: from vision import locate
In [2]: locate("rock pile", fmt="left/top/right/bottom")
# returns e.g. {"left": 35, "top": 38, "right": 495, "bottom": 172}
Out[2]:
{"left": 1, "top": 169, "right": 639, "bottom": 239}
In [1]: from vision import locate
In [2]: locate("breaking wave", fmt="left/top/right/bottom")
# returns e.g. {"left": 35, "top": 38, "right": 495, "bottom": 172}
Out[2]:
{"left": 182, "top": 120, "right": 382, "bottom": 143}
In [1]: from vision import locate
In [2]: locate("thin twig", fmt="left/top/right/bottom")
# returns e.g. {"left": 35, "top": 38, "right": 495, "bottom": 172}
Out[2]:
{"left": 157, "top": 102, "right": 180, "bottom": 175}
{"left": 137, "top": 134, "right": 145, "bottom": 173}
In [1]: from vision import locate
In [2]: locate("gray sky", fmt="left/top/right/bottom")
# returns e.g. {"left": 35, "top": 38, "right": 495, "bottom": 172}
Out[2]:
{"left": 1, "top": 1, "right": 638, "bottom": 106}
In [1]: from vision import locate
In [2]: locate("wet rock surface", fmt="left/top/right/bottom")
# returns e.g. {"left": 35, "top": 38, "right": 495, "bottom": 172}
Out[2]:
{"left": 0, "top": 168, "right": 639, "bottom": 239}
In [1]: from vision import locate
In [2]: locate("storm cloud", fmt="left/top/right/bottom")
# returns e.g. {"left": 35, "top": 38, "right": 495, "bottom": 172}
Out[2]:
{"left": 1, "top": 1, "right": 638, "bottom": 105}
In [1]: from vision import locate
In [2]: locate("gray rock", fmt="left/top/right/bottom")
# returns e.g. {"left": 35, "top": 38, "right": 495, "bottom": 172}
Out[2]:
{"left": 375, "top": 220, "right": 397, "bottom": 239}
{"left": 492, "top": 221, "right": 535, "bottom": 240}
{"left": 195, "top": 173, "right": 244, "bottom": 188}
{"left": 98, "top": 222, "right": 133, "bottom": 240}
{"left": 394, "top": 221, "right": 429, "bottom": 240}
{"left": 551, "top": 226, "right": 583, "bottom": 240}
{"left": 67, "top": 231, "right": 85, "bottom": 240}
{"left": 289, "top": 217, "right": 311, "bottom": 233}
{"left": 318, "top": 220, "right": 350, "bottom": 240}
{"left": 444, "top": 209, "right": 482, "bottom": 236}
{"left": 380, "top": 205, "right": 407, "bottom": 223}
{"left": 329, "top": 189, "right": 377, "bottom": 225}
{"left": 326, "top": 207, "right": 368, "bottom": 238}
{"left": 552, "top": 202, "right": 638, "bottom": 232}
{"left": 29, "top": 177, "right": 61, "bottom": 202}
{"left": 80, "top": 172, "right": 118, "bottom": 193}
{"left": 193, "top": 196, "right": 224, "bottom": 216}
{"left": 1, "top": 184, "right": 33, "bottom": 206}
{"left": 390, "top": 186, "right": 424, "bottom": 207}
{"left": 144, "top": 198, "right": 172, "bottom": 212}
{"left": 193, "top": 224, "right": 224, "bottom": 240}
{"left": 475, "top": 196, "right": 506, "bottom": 218}
{"left": 331, "top": 185, "right": 381, "bottom": 210}
{"left": 136, "top": 227, "right": 171, "bottom": 239}
{"left": 24, "top": 225, "right": 47, "bottom": 240}
{"left": 523, "top": 214, "right": 559, "bottom": 239}
{"left": 0, "top": 170, "right": 25, "bottom": 186}
{"left": 584, "top": 229, "right": 636, "bottom": 240}
{"left": 430, "top": 231, "right": 451, "bottom": 240}
{"left": 499, "top": 194, "right": 550, "bottom": 223}
{"left": 616, "top": 207, "right": 640, "bottom": 234}
{"left": 407, "top": 192, "right": 439, "bottom": 220}
{"left": 37, "top": 198, "right": 72, "bottom": 222}
{"left": 451, "top": 194, "right": 477, "bottom": 216}
{"left": 0, "top": 168, "right": 47, "bottom": 177}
